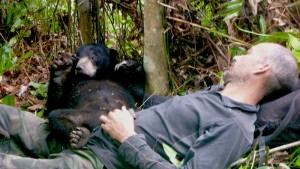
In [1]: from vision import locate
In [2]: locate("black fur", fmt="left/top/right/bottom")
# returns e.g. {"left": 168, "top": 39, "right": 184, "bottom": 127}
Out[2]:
{"left": 46, "top": 44, "right": 145, "bottom": 148}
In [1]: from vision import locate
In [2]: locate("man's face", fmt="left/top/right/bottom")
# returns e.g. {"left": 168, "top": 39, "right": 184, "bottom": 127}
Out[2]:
{"left": 223, "top": 46, "right": 262, "bottom": 85}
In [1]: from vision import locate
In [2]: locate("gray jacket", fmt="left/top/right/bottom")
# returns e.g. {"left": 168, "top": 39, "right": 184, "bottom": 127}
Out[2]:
{"left": 88, "top": 86, "right": 259, "bottom": 169}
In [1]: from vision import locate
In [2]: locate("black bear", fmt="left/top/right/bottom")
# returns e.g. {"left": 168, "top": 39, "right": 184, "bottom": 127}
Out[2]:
{"left": 46, "top": 44, "right": 145, "bottom": 148}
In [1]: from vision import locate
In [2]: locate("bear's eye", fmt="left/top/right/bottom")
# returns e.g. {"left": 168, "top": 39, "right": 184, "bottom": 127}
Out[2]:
{"left": 90, "top": 55, "right": 98, "bottom": 62}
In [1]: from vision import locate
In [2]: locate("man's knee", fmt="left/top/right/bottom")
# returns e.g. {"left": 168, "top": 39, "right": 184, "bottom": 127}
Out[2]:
{"left": 50, "top": 149, "right": 104, "bottom": 169}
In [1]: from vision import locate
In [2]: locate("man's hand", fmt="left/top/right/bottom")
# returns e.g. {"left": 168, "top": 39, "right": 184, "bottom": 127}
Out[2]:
{"left": 100, "top": 106, "right": 137, "bottom": 143}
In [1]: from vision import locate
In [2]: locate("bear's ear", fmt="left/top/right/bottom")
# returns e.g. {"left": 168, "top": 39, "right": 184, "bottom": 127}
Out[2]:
{"left": 109, "top": 49, "right": 119, "bottom": 64}
{"left": 109, "top": 49, "right": 119, "bottom": 58}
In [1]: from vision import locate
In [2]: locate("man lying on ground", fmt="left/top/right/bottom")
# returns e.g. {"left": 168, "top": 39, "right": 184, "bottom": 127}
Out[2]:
{"left": 0, "top": 42, "right": 298, "bottom": 169}
{"left": 98, "top": 42, "right": 299, "bottom": 168}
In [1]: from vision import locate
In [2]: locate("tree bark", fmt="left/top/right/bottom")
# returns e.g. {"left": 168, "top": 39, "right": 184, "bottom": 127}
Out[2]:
{"left": 77, "top": 0, "right": 93, "bottom": 44}
{"left": 144, "top": 0, "right": 169, "bottom": 95}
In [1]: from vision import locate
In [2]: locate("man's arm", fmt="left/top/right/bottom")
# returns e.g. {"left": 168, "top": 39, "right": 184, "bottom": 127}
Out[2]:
{"left": 100, "top": 107, "right": 252, "bottom": 169}
{"left": 142, "top": 94, "right": 170, "bottom": 108}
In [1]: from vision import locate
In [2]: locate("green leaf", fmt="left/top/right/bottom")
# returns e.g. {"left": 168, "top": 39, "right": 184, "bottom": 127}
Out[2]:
{"left": 259, "top": 15, "right": 266, "bottom": 34}
{"left": 178, "top": 91, "right": 186, "bottom": 96}
{"left": 279, "top": 163, "right": 290, "bottom": 169}
{"left": 230, "top": 46, "right": 247, "bottom": 56}
{"left": 294, "top": 156, "right": 300, "bottom": 167}
{"left": 218, "top": 71, "right": 224, "bottom": 86}
{"left": 288, "top": 34, "right": 300, "bottom": 51}
{"left": 18, "top": 51, "right": 32, "bottom": 63}
{"left": 2, "top": 94, "right": 15, "bottom": 106}
{"left": 29, "top": 82, "right": 48, "bottom": 99}
{"left": 223, "top": 9, "right": 240, "bottom": 21}
{"left": 23, "top": 29, "right": 31, "bottom": 38}
{"left": 289, "top": 147, "right": 300, "bottom": 167}
{"left": 29, "top": 81, "right": 43, "bottom": 89}
{"left": 162, "top": 143, "right": 183, "bottom": 167}
{"left": 217, "top": 0, "right": 243, "bottom": 20}
{"left": 257, "top": 167, "right": 271, "bottom": 169}
{"left": 36, "top": 109, "right": 44, "bottom": 118}
{"left": 293, "top": 51, "right": 300, "bottom": 63}
{"left": 7, "top": 9, "right": 13, "bottom": 24}
{"left": 218, "top": 0, "right": 243, "bottom": 8}
{"left": 8, "top": 37, "right": 17, "bottom": 46}
{"left": 257, "top": 32, "right": 291, "bottom": 43}
{"left": 11, "top": 17, "right": 24, "bottom": 32}
{"left": 201, "top": 19, "right": 210, "bottom": 27}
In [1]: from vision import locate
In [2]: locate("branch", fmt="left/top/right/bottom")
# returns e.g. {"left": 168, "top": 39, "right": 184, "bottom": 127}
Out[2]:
{"left": 230, "top": 140, "right": 300, "bottom": 167}
{"left": 166, "top": 16, "right": 251, "bottom": 47}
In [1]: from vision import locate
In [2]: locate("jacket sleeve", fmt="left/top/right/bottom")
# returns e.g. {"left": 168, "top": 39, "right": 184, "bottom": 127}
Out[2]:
{"left": 117, "top": 121, "right": 252, "bottom": 169}
{"left": 142, "top": 94, "right": 170, "bottom": 109}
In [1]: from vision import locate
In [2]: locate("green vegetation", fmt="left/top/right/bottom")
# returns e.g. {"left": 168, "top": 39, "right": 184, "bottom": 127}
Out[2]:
{"left": 1, "top": 0, "right": 300, "bottom": 167}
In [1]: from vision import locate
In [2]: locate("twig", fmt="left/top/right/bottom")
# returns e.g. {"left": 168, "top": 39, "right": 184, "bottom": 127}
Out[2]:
{"left": 157, "top": 1, "right": 179, "bottom": 11}
{"left": 204, "top": 32, "right": 228, "bottom": 62}
{"left": 230, "top": 140, "right": 300, "bottom": 167}
{"left": 269, "top": 141, "right": 300, "bottom": 153}
{"left": 22, "top": 63, "right": 32, "bottom": 82}
{"left": 166, "top": 16, "right": 251, "bottom": 47}
{"left": 0, "top": 32, "right": 8, "bottom": 43}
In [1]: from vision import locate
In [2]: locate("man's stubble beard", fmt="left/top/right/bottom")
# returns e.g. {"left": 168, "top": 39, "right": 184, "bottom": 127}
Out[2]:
{"left": 223, "top": 68, "right": 250, "bottom": 86}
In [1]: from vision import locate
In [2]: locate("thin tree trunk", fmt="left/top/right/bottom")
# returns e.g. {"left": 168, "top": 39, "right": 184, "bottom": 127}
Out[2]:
{"left": 144, "top": 0, "right": 169, "bottom": 95}
{"left": 77, "top": 0, "right": 93, "bottom": 44}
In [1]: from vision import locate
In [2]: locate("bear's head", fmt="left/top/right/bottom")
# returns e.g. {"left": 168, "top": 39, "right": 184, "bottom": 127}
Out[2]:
{"left": 75, "top": 44, "right": 119, "bottom": 78}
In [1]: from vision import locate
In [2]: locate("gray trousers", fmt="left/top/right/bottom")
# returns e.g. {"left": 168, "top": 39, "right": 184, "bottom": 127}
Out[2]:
{"left": 0, "top": 104, "right": 103, "bottom": 169}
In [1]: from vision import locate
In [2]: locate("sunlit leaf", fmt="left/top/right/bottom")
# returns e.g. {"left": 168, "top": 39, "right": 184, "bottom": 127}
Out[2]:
{"left": 29, "top": 82, "right": 48, "bottom": 99}
{"left": 2, "top": 94, "right": 15, "bottom": 106}
{"left": 294, "top": 155, "right": 300, "bottom": 167}
{"left": 162, "top": 143, "right": 183, "bottom": 167}
{"left": 218, "top": 0, "right": 243, "bottom": 8}
{"left": 223, "top": 9, "right": 240, "bottom": 21}
{"left": 288, "top": 34, "right": 300, "bottom": 51}
{"left": 289, "top": 147, "right": 300, "bottom": 167}
{"left": 36, "top": 109, "right": 44, "bottom": 118}
{"left": 217, "top": 0, "right": 243, "bottom": 21}
{"left": 230, "top": 46, "right": 247, "bottom": 56}
{"left": 293, "top": 51, "right": 300, "bottom": 63}
{"left": 257, "top": 32, "right": 291, "bottom": 43}
{"left": 218, "top": 71, "right": 224, "bottom": 86}
{"left": 8, "top": 37, "right": 17, "bottom": 46}
{"left": 259, "top": 15, "right": 266, "bottom": 34}
{"left": 178, "top": 91, "right": 186, "bottom": 96}
{"left": 279, "top": 163, "right": 290, "bottom": 169}
{"left": 11, "top": 17, "right": 24, "bottom": 32}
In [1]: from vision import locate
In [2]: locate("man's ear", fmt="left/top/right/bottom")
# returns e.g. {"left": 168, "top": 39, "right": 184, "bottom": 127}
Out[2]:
{"left": 254, "top": 63, "right": 271, "bottom": 74}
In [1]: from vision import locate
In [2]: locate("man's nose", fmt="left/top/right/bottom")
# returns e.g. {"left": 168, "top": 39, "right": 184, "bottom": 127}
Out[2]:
{"left": 233, "top": 55, "right": 244, "bottom": 61}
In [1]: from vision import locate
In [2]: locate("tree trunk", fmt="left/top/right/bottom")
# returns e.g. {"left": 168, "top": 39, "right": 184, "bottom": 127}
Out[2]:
{"left": 77, "top": 0, "right": 93, "bottom": 44}
{"left": 144, "top": 0, "right": 169, "bottom": 95}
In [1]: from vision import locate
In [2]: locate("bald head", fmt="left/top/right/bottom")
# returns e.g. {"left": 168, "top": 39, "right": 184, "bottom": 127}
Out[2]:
{"left": 251, "top": 43, "right": 295, "bottom": 62}
{"left": 251, "top": 43, "right": 299, "bottom": 95}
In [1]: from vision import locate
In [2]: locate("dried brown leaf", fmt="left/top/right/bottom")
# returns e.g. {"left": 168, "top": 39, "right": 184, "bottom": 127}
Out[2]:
{"left": 248, "top": 0, "right": 260, "bottom": 16}
{"left": 0, "top": 84, "right": 19, "bottom": 93}
{"left": 27, "top": 104, "right": 44, "bottom": 111}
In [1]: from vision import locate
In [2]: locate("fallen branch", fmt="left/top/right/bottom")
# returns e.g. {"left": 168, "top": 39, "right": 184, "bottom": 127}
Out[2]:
{"left": 230, "top": 140, "right": 300, "bottom": 167}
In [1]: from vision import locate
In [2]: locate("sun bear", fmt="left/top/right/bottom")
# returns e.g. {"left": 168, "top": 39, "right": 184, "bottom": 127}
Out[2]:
{"left": 46, "top": 44, "right": 145, "bottom": 148}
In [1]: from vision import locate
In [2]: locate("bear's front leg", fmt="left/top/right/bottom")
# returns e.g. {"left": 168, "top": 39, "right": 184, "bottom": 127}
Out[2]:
{"left": 70, "top": 127, "right": 91, "bottom": 149}
{"left": 51, "top": 52, "right": 77, "bottom": 86}
{"left": 46, "top": 53, "right": 77, "bottom": 114}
